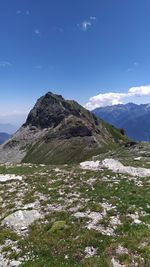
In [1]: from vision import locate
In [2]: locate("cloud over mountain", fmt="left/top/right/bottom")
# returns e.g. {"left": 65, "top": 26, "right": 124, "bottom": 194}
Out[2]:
{"left": 85, "top": 85, "right": 150, "bottom": 110}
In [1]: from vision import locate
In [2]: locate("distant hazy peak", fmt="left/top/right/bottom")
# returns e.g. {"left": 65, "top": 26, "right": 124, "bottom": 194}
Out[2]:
{"left": 93, "top": 102, "right": 150, "bottom": 141}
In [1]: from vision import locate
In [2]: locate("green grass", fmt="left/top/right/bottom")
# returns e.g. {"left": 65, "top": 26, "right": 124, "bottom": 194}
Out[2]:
{"left": 0, "top": 143, "right": 150, "bottom": 266}
{"left": 0, "top": 228, "right": 20, "bottom": 245}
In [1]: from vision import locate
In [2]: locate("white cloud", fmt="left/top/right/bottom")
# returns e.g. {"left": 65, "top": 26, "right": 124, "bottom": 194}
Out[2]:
{"left": 85, "top": 85, "right": 150, "bottom": 110}
{"left": 85, "top": 93, "right": 126, "bottom": 110}
{"left": 78, "top": 21, "right": 92, "bottom": 31}
{"left": 77, "top": 16, "right": 97, "bottom": 31}
{"left": 34, "top": 29, "right": 41, "bottom": 35}
{"left": 16, "top": 10, "right": 30, "bottom": 16}
{"left": 90, "top": 16, "right": 97, "bottom": 20}
{"left": 0, "top": 61, "right": 12, "bottom": 68}
{"left": 128, "top": 85, "right": 150, "bottom": 96}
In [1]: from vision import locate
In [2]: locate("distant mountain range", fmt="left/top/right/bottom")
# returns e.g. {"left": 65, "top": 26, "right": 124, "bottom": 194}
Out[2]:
{"left": 93, "top": 103, "right": 150, "bottom": 141}
{"left": 0, "top": 92, "right": 127, "bottom": 164}
{"left": 0, "top": 123, "right": 18, "bottom": 134}
{"left": 0, "top": 133, "right": 11, "bottom": 144}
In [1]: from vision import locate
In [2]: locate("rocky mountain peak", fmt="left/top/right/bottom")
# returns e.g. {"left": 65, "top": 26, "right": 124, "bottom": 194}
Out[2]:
{"left": 23, "top": 92, "right": 70, "bottom": 129}
{"left": 0, "top": 91, "right": 127, "bottom": 165}
{"left": 23, "top": 91, "right": 98, "bottom": 129}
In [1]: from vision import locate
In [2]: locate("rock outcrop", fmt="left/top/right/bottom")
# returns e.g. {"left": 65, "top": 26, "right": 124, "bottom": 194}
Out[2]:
{"left": 0, "top": 92, "right": 127, "bottom": 164}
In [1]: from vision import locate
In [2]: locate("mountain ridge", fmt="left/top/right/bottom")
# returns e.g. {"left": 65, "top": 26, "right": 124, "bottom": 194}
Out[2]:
{"left": 93, "top": 102, "right": 150, "bottom": 141}
{"left": 0, "top": 92, "right": 127, "bottom": 164}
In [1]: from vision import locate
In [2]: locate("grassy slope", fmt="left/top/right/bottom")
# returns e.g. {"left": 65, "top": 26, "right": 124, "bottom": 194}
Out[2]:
{"left": 23, "top": 138, "right": 104, "bottom": 164}
{"left": 0, "top": 144, "right": 150, "bottom": 266}
{"left": 22, "top": 121, "right": 128, "bottom": 165}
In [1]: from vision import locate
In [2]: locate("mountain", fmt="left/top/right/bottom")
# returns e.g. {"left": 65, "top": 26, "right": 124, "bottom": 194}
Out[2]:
{"left": 0, "top": 92, "right": 127, "bottom": 164}
{"left": 93, "top": 103, "right": 150, "bottom": 141}
{"left": 0, "top": 132, "right": 11, "bottom": 144}
{"left": 0, "top": 123, "right": 18, "bottom": 134}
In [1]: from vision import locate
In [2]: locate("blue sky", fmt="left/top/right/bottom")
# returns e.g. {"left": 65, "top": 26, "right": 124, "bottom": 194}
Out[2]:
{"left": 1, "top": 0, "right": 150, "bottom": 123}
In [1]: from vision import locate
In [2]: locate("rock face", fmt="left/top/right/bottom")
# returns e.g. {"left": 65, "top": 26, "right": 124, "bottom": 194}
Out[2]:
{"left": 0, "top": 92, "right": 127, "bottom": 164}
{"left": 23, "top": 92, "right": 102, "bottom": 133}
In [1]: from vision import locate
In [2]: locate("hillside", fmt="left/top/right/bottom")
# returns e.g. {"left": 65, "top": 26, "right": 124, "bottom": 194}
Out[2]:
{"left": 0, "top": 142, "right": 150, "bottom": 266}
{"left": 93, "top": 103, "right": 150, "bottom": 141}
{"left": 0, "top": 92, "right": 127, "bottom": 164}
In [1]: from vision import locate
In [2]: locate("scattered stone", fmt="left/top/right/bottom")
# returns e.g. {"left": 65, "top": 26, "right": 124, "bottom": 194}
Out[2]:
{"left": 74, "top": 210, "right": 120, "bottom": 236}
{"left": 0, "top": 256, "right": 9, "bottom": 267}
{"left": 0, "top": 239, "right": 22, "bottom": 267}
{"left": 80, "top": 161, "right": 102, "bottom": 170}
{"left": 0, "top": 142, "right": 150, "bottom": 265}
{"left": 101, "top": 202, "right": 116, "bottom": 216}
{"left": 116, "top": 245, "right": 128, "bottom": 255}
{"left": 54, "top": 168, "right": 61, "bottom": 172}
{"left": 111, "top": 257, "right": 126, "bottom": 267}
{"left": 74, "top": 211, "right": 88, "bottom": 219}
{"left": 102, "top": 158, "right": 150, "bottom": 177}
{"left": 3, "top": 210, "right": 41, "bottom": 232}
{"left": 134, "top": 219, "right": 142, "bottom": 224}
{"left": 0, "top": 174, "right": 22, "bottom": 182}
{"left": 10, "top": 261, "right": 21, "bottom": 267}
{"left": 65, "top": 255, "right": 69, "bottom": 259}
{"left": 47, "top": 204, "right": 65, "bottom": 212}
{"left": 134, "top": 157, "right": 142, "bottom": 161}
{"left": 110, "top": 215, "right": 121, "bottom": 227}
{"left": 84, "top": 246, "right": 97, "bottom": 258}
{"left": 23, "top": 201, "right": 40, "bottom": 210}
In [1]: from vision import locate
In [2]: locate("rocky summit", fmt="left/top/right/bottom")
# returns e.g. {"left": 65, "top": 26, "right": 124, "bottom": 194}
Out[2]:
{"left": 0, "top": 92, "right": 127, "bottom": 164}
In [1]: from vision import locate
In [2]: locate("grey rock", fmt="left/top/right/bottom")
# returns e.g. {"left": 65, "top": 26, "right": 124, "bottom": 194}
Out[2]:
{"left": 3, "top": 210, "right": 41, "bottom": 233}
{"left": 0, "top": 126, "right": 47, "bottom": 163}
{"left": 10, "top": 261, "right": 21, "bottom": 267}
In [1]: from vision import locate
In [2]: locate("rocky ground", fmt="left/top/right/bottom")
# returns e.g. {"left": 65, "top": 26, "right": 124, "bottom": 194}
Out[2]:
{"left": 0, "top": 143, "right": 150, "bottom": 266}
